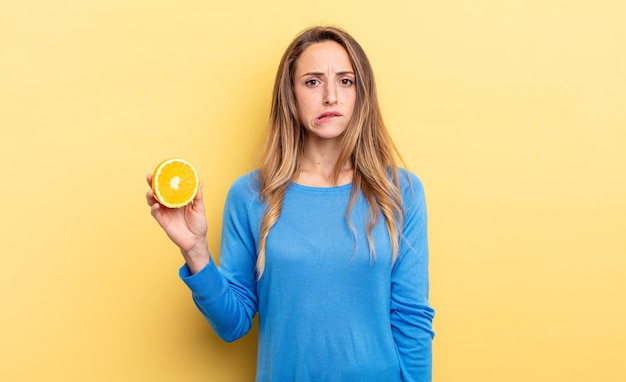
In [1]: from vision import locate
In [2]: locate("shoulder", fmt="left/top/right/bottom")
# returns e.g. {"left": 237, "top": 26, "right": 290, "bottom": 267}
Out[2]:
{"left": 393, "top": 168, "right": 426, "bottom": 215}
{"left": 229, "top": 169, "right": 261, "bottom": 194}
{"left": 397, "top": 168, "right": 425, "bottom": 196}
{"left": 226, "top": 169, "right": 262, "bottom": 205}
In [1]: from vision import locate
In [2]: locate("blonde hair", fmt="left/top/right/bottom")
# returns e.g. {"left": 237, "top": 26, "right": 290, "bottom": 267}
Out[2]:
{"left": 256, "top": 26, "right": 405, "bottom": 278}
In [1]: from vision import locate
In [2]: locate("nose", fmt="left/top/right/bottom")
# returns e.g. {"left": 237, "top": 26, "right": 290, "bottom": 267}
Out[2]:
{"left": 324, "top": 83, "right": 337, "bottom": 106}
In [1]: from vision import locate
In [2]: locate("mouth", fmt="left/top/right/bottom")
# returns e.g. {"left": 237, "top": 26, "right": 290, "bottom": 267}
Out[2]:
{"left": 315, "top": 111, "right": 343, "bottom": 124}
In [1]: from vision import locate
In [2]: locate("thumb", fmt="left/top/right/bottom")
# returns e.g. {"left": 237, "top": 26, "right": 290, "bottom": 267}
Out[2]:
{"left": 195, "top": 181, "right": 204, "bottom": 202}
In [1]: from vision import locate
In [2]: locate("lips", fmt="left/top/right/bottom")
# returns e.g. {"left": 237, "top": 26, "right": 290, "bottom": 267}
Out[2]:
{"left": 315, "top": 111, "right": 343, "bottom": 124}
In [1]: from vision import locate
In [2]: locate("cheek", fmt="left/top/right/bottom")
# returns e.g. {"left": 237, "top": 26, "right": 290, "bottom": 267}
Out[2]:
{"left": 341, "top": 86, "right": 356, "bottom": 101}
{"left": 344, "top": 90, "right": 357, "bottom": 112}
{"left": 295, "top": 93, "right": 314, "bottom": 114}
{"left": 295, "top": 98, "right": 310, "bottom": 124}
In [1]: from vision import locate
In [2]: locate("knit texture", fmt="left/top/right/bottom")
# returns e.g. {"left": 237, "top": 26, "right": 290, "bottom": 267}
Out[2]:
{"left": 180, "top": 169, "right": 434, "bottom": 381}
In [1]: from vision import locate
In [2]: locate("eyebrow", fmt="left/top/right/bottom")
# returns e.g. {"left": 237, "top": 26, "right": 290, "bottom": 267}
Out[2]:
{"left": 301, "top": 70, "right": 355, "bottom": 77}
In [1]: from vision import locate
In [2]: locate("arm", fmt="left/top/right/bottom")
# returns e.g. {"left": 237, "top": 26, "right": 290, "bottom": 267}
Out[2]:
{"left": 147, "top": 172, "right": 259, "bottom": 342}
{"left": 390, "top": 172, "right": 435, "bottom": 381}
{"left": 179, "top": 175, "right": 259, "bottom": 342}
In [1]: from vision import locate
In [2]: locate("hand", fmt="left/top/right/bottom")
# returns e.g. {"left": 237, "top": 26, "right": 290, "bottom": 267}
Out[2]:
{"left": 146, "top": 173, "right": 210, "bottom": 273}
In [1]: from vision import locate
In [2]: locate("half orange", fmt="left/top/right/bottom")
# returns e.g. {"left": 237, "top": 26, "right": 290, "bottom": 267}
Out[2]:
{"left": 151, "top": 158, "right": 199, "bottom": 208}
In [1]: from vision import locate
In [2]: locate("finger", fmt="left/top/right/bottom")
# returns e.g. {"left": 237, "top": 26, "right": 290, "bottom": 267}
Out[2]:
{"left": 150, "top": 202, "right": 162, "bottom": 220}
{"left": 190, "top": 181, "right": 206, "bottom": 212}
{"left": 195, "top": 181, "right": 204, "bottom": 201}
{"left": 146, "top": 174, "right": 160, "bottom": 207}
{"left": 146, "top": 188, "right": 159, "bottom": 207}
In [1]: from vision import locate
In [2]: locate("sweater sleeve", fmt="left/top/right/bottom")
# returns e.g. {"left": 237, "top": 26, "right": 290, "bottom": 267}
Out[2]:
{"left": 179, "top": 174, "right": 259, "bottom": 342}
{"left": 390, "top": 172, "right": 435, "bottom": 381}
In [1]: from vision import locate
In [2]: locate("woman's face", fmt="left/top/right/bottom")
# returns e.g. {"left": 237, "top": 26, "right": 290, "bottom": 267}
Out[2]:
{"left": 293, "top": 40, "right": 356, "bottom": 143}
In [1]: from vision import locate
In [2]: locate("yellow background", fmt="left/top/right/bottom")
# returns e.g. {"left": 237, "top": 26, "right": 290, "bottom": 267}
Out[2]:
{"left": 1, "top": 1, "right": 624, "bottom": 381}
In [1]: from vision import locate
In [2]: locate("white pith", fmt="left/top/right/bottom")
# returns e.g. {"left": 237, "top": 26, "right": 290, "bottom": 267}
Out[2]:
{"left": 170, "top": 176, "right": 181, "bottom": 190}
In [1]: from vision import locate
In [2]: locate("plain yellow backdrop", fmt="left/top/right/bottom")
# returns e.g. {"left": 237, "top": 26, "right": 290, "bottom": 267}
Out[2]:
{"left": 1, "top": 1, "right": 625, "bottom": 381}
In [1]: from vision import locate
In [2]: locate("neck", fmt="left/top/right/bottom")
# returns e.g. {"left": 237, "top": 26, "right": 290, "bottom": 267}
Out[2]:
{"left": 296, "top": 138, "right": 353, "bottom": 187}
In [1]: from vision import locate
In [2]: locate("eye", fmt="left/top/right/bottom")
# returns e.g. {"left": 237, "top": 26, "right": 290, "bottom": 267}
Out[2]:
{"left": 340, "top": 78, "right": 354, "bottom": 86}
{"left": 305, "top": 79, "right": 320, "bottom": 86}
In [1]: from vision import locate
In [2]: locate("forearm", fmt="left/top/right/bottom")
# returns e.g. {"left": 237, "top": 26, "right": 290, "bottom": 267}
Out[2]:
{"left": 179, "top": 172, "right": 260, "bottom": 342}
{"left": 392, "top": 309, "right": 434, "bottom": 381}
{"left": 180, "top": 261, "right": 257, "bottom": 342}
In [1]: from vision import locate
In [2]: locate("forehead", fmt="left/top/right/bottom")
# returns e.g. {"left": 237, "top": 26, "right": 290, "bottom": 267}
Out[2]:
{"left": 295, "top": 40, "right": 353, "bottom": 73}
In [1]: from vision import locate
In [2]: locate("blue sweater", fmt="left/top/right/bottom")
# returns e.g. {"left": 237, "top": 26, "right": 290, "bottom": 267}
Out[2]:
{"left": 180, "top": 170, "right": 434, "bottom": 381}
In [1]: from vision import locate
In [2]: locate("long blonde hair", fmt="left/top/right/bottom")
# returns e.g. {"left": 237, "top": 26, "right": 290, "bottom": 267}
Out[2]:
{"left": 256, "top": 26, "right": 405, "bottom": 278}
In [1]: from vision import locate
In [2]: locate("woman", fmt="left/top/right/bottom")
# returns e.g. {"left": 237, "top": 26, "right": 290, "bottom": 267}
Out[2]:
{"left": 146, "top": 26, "right": 434, "bottom": 381}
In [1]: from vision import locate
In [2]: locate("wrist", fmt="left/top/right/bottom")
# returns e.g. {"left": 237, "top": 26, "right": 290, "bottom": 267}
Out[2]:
{"left": 181, "top": 239, "right": 211, "bottom": 274}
